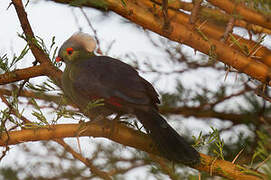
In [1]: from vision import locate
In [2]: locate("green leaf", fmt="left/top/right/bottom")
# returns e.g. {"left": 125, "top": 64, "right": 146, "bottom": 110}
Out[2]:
{"left": 32, "top": 111, "right": 48, "bottom": 125}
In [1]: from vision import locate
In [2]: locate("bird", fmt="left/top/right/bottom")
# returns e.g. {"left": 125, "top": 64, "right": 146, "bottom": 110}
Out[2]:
{"left": 56, "top": 32, "right": 200, "bottom": 165}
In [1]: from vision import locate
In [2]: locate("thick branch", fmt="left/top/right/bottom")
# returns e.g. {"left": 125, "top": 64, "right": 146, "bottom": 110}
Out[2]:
{"left": 12, "top": 0, "right": 62, "bottom": 84}
{"left": 112, "top": 0, "right": 271, "bottom": 84}
{"left": 153, "top": 0, "right": 271, "bottom": 35}
{"left": 151, "top": 0, "right": 271, "bottom": 64}
{"left": 12, "top": 0, "right": 50, "bottom": 64}
{"left": 142, "top": 1, "right": 271, "bottom": 66}
{"left": 0, "top": 92, "right": 110, "bottom": 179}
{"left": 0, "top": 122, "right": 265, "bottom": 180}
{"left": 207, "top": 0, "right": 271, "bottom": 30}
{"left": 53, "top": 0, "right": 271, "bottom": 86}
{"left": 0, "top": 64, "right": 47, "bottom": 85}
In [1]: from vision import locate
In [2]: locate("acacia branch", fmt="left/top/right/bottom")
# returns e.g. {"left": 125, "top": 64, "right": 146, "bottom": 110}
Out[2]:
{"left": 12, "top": 0, "right": 50, "bottom": 65}
{"left": 8, "top": 2, "right": 110, "bottom": 177}
{"left": 141, "top": 1, "right": 271, "bottom": 66}
{"left": 0, "top": 64, "right": 48, "bottom": 85}
{"left": 189, "top": 0, "right": 202, "bottom": 24}
{"left": 0, "top": 122, "right": 265, "bottom": 180}
{"left": 53, "top": 0, "right": 271, "bottom": 86}
{"left": 207, "top": 0, "right": 271, "bottom": 30}
{"left": 152, "top": 0, "right": 271, "bottom": 35}
{"left": 0, "top": 91, "right": 110, "bottom": 179}
{"left": 11, "top": 0, "right": 62, "bottom": 84}
{"left": 151, "top": 0, "right": 271, "bottom": 63}
{"left": 162, "top": 0, "right": 170, "bottom": 32}
{"left": 221, "top": 16, "right": 235, "bottom": 42}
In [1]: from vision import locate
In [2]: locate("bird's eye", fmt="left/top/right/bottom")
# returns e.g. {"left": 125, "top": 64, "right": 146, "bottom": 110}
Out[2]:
{"left": 66, "top": 48, "right": 74, "bottom": 55}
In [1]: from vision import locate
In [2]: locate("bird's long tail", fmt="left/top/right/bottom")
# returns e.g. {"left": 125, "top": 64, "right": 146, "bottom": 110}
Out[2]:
{"left": 135, "top": 108, "right": 200, "bottom": 164}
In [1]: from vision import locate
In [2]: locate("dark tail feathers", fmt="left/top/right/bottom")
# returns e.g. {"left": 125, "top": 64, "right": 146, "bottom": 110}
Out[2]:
{"left": 135, "top": 108, "right": 200, "bottom": 165}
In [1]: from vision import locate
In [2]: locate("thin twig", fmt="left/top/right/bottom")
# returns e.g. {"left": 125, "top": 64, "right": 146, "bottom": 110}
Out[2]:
{"left": 0, "top": 92, "right": 111, "bottom": 179}
{"left": 221, "top": 16, "right": 235, "bottom": 42}
{"left": 80, "top": 8, "right": 102, "bottom": 55}
{"left": 190, "top": 0, "right": 202, "bottom": 24}
{"left": 56, "top": 139, "right": 112, "bottom": 180}
{"left": 149, "top": 154, "right": 179, "bottom": 180}
{"left": 232, "top": 148, "right": 244, "bottom": 164}
{"left": 162, "top": 0, "right": 171, "bottom": 33}
{"left": 255, "top": 155, "right": 271, "bottom": 170}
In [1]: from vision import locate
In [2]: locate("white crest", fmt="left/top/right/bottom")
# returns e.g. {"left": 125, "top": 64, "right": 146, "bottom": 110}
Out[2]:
{"left": 67, "top": 32, "right": 96, "bottom": 52}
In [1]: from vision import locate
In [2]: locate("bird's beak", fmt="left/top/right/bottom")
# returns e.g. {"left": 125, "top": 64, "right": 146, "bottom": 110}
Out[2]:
{"left": 56, "top": 56, "right": 62, "bottom": 62}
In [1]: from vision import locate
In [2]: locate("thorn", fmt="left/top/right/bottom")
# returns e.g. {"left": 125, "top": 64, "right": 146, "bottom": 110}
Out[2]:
{"left": 255, "top": 155, "right": 271, "bottom": 170}
{"left": 232, "top": 148, "right": 244, "bottom": 164}
{"left": 224, "top": 66, "right": 230, "bottom": 82}
{"left": 197, "top": 20, "right": 207, "bottom": 30}
{"left": 76, "top": 136, "right": 83, "bottom": 155}
{"left": 235, "top": 71, "right": 238, "bottom": 83}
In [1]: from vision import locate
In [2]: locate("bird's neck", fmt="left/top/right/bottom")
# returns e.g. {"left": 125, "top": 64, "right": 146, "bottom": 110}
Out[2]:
{"left": 80, "top": 51, "right": 95, "bottom": 59}
{"left": 66, "top": 51, "right": 95, "bottom": 67}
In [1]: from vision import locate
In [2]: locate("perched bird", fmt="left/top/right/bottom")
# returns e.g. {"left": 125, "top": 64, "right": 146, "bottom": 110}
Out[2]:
{"left": 56, "top": 32, "right": 200, "bottom": 164}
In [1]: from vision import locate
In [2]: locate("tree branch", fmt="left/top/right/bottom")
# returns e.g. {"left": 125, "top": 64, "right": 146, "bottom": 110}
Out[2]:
{"left": 52, "top": 0, "right": 271, "bottom": 86}
{"left": 0, "top": 64, "right": 47, "bottom": 85}
{"left": 207, "top": 0, "right": 271, "bottom": 30}
{"left": 151, "top": 0, "right": 271, "bottom": 63}
{"left": 152, "top": 0, "right": 271, "bottom": 35}
{"left": 159, "top": 106, "right": 271, "bottom": 125}
{"left": 12, "top": 0, "right": 50, "bottom": 65}
{"left": 0, "top": 122, "right": 265, "bottom": 180}
{"left": 11, "top": 0, "right": 62, "bottom": 84}
{"left": 55, "top": 139, "right": 112, "bottom": 180}
{"left": 0, "top": 91, "right": 110, "bottom": 179}
{"left": 189, "top": 0, "right": 202, "bottom": 24}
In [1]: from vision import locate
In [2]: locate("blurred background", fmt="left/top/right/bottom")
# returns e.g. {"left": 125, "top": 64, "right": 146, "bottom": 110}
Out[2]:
{"left": 0, "top": 0, "right": 271, "bottom": 179}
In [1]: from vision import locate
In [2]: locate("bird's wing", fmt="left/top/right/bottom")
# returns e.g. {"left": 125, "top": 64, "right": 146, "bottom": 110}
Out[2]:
{"left": 71, "top": 56, "right": 159, "bottom": 106}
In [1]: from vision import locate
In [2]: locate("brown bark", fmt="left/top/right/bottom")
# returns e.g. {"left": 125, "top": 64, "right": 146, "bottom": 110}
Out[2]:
{"left": 207, "top": 0, "right": 271, "bottom": 30}
{"left": 53, "top": 0, "right": 271, "bottom": 86}
{"left": 0, "top": 122, "right": 266, "bottom": 180}
{"left": 0, "top": 64, "right": 47, "bottom": 85}
{"left": 153, "top": 0, "right": 271, "bottom": 35}
{"left": 12, "top": 0, "right": 62, "bottom": 84}
{"left": 152, "top": 0, "right": 271, "bottom": 62}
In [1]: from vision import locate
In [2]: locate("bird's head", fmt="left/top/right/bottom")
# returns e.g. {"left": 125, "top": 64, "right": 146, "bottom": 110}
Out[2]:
{"left": 56, "top": 32, "right": 96, "bottom": 64}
